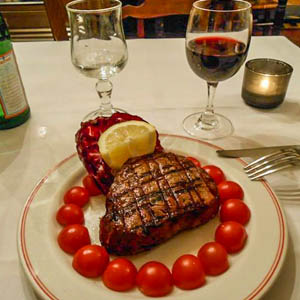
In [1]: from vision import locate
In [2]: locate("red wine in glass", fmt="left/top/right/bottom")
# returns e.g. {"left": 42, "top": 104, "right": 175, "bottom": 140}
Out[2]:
{"left": 182, "top": 0, "right": 252, "bottom": 140}
{"left": 186, "top": 36, "right": 248, "bottom": 82}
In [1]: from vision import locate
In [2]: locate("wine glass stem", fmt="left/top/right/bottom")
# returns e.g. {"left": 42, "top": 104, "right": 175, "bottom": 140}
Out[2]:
{"left": 196, "top": 81, "right": 219, "bottom": 130}
{"left": 96, "top": 79, "right": 114, "bottom": 116}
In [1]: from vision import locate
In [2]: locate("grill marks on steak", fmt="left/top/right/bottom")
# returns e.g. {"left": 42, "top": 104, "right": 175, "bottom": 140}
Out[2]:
{"left": 100, "top": 152, "right": 219, "bottom": 255}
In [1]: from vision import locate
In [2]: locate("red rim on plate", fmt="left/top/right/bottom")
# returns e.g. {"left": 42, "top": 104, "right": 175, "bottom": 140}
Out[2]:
{"left": 18, "top": 134, "right": 287, "bottom": 300}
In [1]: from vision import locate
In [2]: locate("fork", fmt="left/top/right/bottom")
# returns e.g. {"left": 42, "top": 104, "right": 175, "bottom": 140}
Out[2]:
{"left": 244, "top": 148, "right": 300, "bottom": 180}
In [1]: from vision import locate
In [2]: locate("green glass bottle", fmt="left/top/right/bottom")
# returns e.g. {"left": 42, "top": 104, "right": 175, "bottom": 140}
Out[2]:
{"left": 0, "top": 13, "right": 30, "bottom": 130}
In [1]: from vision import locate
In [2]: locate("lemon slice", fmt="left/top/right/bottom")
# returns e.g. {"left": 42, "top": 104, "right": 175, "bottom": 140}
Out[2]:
{"left": 98, "top": 120, "right": 157, "bottom": 169}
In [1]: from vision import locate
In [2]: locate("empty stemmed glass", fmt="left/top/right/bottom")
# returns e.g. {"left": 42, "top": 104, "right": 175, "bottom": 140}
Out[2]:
{"left": 183, "top": 0, "right": 252, "bottom": 139}
{"left": 66, "top": 0, "right": 128, "bottom": 120}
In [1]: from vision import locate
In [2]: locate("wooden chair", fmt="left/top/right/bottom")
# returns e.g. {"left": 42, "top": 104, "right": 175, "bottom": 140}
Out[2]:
{"left": 44, "top": 0, "right": 70, "bottom": 41}
{"left": 44, "top": 0, "right": 287, "bottom": 40}
{"left": 250, "top": 0, "right": 287, "bottom": 35}
{"left": 122, "top": 0, "right": 194, "bottom": 38}
{"left": 44, "top": 0, "right": 195, "bottom": 41}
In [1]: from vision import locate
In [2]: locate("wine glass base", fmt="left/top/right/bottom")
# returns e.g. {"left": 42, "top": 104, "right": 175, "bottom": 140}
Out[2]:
{"left": 183, "top": 111, "right": 234, "bottom": 140}
{"left": 82, "top": 107, "right": 127, "bottom": 122}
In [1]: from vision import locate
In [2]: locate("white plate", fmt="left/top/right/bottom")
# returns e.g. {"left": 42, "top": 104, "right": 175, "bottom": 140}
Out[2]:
{"left": 17, "top": 134, "right": 287, "bottom": 300}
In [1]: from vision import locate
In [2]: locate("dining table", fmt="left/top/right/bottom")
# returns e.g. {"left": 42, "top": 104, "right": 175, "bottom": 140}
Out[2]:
{"left": 1, "top": 35, "right": 300, "bottom": 300}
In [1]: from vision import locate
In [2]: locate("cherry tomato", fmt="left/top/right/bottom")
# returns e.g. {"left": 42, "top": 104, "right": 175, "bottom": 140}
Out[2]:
{"left": 220, "top": 199, "right": 251, "bottom": 225}
{"left": 103, "top": 258, "right": 137, "bottom": 291}
{"left": 217, "top": 181, "right": 244, "bottom": 204}
{"left": 56, "top": 204, "right": 84, "bottom": 226}
{"left": 57, "top": 224, "right": 91, "bottom": 254}
{"left": 136, "top": 261, "right": 173, "bottom": 297}
{"left": 172, "top": 254, "right": 205, "bottom": 290}
{"left": 202, "top": 165, "right": 226, "bottom": 185}
{"left": 64, "top": 186, "right": 90, "bottom": 207}
{"left": 72, "top": 245, "right": 109, "bottom": 278}
{"left": 197, "top": 242, "right": 229, "bottom": 276}
{"left": 82, "top": 175, "right": 102, "bottom": 196}
{"left": 215, "top": 221, "right": 247, "bottom": 253}
{"left": 186, "top": 156, "right": 201, "bottom": 168}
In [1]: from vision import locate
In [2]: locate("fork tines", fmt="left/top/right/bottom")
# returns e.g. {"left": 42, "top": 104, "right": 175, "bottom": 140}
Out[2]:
{"left": 244, "top": 148, "right": 300, "bottom": 180}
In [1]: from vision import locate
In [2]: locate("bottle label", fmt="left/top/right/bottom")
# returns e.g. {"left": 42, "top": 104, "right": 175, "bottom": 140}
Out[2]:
{"left": 0, "top": 49, "right": 28, "bottom": 119}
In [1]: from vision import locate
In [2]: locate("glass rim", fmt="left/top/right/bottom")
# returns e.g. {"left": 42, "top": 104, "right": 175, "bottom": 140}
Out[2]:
{"left": 66, "top": 0, "right": 121, "bottom": 14}
{"left": 245, "top": 58, "right": 293, "bottom": 77}
{"left": 192, "top": 0, "right": 252, "bottom": 13}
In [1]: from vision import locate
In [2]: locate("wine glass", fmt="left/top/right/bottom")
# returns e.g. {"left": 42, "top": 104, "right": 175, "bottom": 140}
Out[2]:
{"left": 183, "top": 0, "right": 252, "bottom": 139}
{"left": 66, "top": 0, "right": 128, "bottom": 120}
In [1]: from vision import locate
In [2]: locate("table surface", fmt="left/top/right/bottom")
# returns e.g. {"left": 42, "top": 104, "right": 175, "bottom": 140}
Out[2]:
{"left": 1, "top": 36, "right": 300, "bottom": 300}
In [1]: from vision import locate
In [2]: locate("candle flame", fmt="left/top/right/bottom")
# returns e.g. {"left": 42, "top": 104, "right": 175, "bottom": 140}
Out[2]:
{"left": 260, "top": 78, "right": 270, "bottom": 90}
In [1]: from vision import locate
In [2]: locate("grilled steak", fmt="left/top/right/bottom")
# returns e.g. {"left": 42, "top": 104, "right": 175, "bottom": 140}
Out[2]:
{"left": 100, "top": 151, "right": 219, "bottom": 255}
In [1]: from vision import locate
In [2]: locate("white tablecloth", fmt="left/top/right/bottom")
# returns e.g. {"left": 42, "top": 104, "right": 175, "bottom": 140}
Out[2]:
{"left": 1, "top": 36, "right": 300, "bottom": 299}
